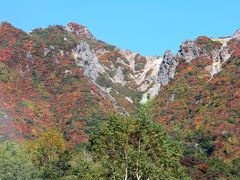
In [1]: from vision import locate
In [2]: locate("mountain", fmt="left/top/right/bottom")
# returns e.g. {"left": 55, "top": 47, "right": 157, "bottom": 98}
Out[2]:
{"left": 0, "top": 22, "right": 168, "bottom": 145}
{"left": 0, "top": 21, "right": 239, "bottom": 163}
{"left": 151, "top": 33, "right": 240, "bottom": 160}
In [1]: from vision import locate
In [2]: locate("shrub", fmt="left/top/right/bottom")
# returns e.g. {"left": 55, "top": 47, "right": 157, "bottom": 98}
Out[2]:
{"left": 0, "top": 142, "right": 40, "bottom": 179}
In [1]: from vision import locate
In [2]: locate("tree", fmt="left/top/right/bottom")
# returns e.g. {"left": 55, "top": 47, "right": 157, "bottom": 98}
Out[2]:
{"left": 64, "top": 146, "right": 105, "bottom": 180}
{"left": 25, "top": 129, "right": 67, "bottom": 179}
{"left": 90, "top": 108, "right": 189, "bottom": 179}
{"left": 0, "top": 142, "right": 40, "bottom": 179}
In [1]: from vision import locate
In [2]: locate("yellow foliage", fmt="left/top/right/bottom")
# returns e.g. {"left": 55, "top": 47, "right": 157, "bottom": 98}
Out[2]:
{"left": 194, "top": 119, "right": 202, "bottom": 130}
{"left": 227, "top": 135, "right": 239, "bottom": 144}
{"left": 25, "top": 129, "right": 66, "bottom": 167}
{"left": 31, "top": 128, "right": 38, "bottom": 137}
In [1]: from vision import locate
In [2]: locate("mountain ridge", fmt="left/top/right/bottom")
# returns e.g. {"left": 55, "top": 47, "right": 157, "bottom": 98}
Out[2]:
{"left": 0, "top": 21, "right": 239, "bottom": 155}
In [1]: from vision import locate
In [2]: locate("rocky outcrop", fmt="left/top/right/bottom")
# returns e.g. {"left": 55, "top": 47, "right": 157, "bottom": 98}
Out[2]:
{"left": 140, "top": 51, "right": 178, "bottom": 103}
{"left": 66, "top": 22, "right": 95, "bottom": 39}
{"left": 178, "top": 37, "right": 230, "bottom": 62}
{"left": 178, "top": 40, "right": 205, "bottom": 62}
{"left": 233, "top": 29, "right": 240, "bottom": 39}
{"left": 71, "top": 40, "right": 166, "bottom": 104}
{"left": 136, "top": 56, "right": 163, "bottom": 89}
{"left": 113, "top": 67, "right": 125, "bottom": 85}
{"left": 68, "top": 23, "right": 240, "bottom": 105}
{"left": 72, "top": 41, "right": 105, "bottom": 81}
{"left": 178, "top": 36, "right": 233, "bottom": 78}
{"left": 158, "top": 50, "right": 178, "bottom": 85}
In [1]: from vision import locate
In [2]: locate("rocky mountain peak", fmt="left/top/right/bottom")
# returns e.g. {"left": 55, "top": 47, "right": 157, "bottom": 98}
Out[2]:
{"left": 177, "top": 40, "right": 203, "bottom": 63}
{"left": 66, "top": 22, "right": 95, "bottom": 39}
{"left": 163, "top": 50, "right": 175, "bottom": 60}
{"left": 233, "top": 29, "right": 240, "bottom": 39}
{"left": 157, "top": 50, "right": 178, "bottom": 85}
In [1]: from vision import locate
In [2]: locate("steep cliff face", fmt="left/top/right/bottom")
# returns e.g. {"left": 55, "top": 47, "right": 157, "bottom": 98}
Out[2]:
{"left": 62, "top": 23, "right": 172, "bottom": 105}
{"left": 177, "top": 35, "right": 233, "bottom": 78}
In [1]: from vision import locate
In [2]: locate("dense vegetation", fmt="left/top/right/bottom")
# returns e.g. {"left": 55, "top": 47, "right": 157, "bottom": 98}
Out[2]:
{"left": 1, "top": 106, "right": 239, "bottom": 179}
{"left": 150, "top": 56, "right": 240, "bottom": 179}
{"left": 0, "top": 106, "right": 189, "bottom": 179}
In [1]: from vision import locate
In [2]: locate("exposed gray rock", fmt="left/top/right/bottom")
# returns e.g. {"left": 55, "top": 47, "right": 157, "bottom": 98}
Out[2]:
{"left": 141, "top": 83, "right": 161, "bottom": 103}
{"left": 113, "top": 67, "right": 125, "bottom": 85}
{"left": 43, "top": 45, "right": 55, "bottom": 57}
{"left": 211, "top": 37, "right": 231, "bottom": 62}
{"left": 65, "top": 69, "right": 72, "bottom": 74}
{"left": 178, "top": 37, "right": 232, "bottom": 64}
{"left": 59, "top": 49, "right": 64, "bottom": 56}
{"left": 70, "top": 29, "right": 237, "bottom": 105}
{"left": 170, "top": 93, "right": 175, "bottom": 101}
{"left": 72, "top": 41, "right": 105, "bottom": 81}
{"left": 233, "top": 29, "right": 240, "bottom": 39}
{"left": 26, "top": 52, "right": 33, "bottom": 62}
{"left": 178, "top": 36, "right": 233, "bottom": 79}
{"left": 158, "top": 50, "right": 178, "bottom": 85}
{"left": 219, "top": 46, "right": 231, "bottom": 62}
{"left": 125, "top": 96, "right": 133, "bottom": 103}
{"left": 178, "top": 41, "right": 205, "bottom": 62}
{"left": 43, "top": 48, "right": 51, "bottom": 57}
{"left": 141, "top": 51, "right": 178, "bottom": 103}
{"left": 137, "top": 56, "right": 163, "bottom": 90}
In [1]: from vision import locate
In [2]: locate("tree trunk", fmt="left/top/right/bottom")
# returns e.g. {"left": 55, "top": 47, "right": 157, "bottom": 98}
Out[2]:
{"left": 136, "top": 135, "right": 141, "bottom": 180}
{"left": 124, "top": 148, "right": 128, "bottom": 180}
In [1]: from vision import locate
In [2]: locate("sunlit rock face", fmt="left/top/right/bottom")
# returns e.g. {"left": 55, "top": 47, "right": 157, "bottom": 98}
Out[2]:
{"left": 72, "top": 41, "right": 105, "bottom": 81}
{"left": 177, "top": 35, "right": 236, "bottom": 78}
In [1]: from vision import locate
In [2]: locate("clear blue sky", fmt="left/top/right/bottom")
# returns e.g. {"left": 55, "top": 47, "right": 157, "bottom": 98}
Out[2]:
{"left": 1, "top": 0, "right": 240, "bottom": 55}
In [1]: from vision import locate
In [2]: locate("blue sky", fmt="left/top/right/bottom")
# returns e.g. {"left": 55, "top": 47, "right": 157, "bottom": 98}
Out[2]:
{"left": 1, "top": 0, "right": 240, "bottom": 55}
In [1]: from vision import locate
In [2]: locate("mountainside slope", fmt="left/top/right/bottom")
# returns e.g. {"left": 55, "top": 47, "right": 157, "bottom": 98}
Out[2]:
{"left": 0, "top": 22, "right": 115, "bottom": 145}
{"left": 0, "top": 22, "right": 177, "bottom": 145}
{"left": 151, "top": 34, "right": 240, "bottom": 160}
{"left": 0, "top": 20, "right": 239, "bottom": 162}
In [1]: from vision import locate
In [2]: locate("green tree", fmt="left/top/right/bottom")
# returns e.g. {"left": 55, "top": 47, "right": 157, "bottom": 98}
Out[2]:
{"left": 64, "top": 146, "right": 105, "bottom": 180}
{"left": 26, "top": 129, "right": 68, "bottom": 179}
{"left": 0, "top": 142, "right": 40, "bottom": 180}
{"left": 90, "top": 109, "right": 189, "bottom": 179}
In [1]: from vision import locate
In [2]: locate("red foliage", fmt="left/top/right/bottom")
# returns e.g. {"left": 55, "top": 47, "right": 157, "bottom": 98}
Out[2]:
{"left": 67, "top": 22, "right": 82, "bottom": 32}
{"left": 0, "top": 47, "right": 12, "bottom": 62}
{"left": 197, "top": 163, "right": 209, "bottom": 173}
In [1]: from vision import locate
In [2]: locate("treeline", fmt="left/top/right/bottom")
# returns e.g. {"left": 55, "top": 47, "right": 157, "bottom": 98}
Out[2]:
{"left": 0, "top": 106, "right": 188, "bottom": 179}
{"left": 0, "top": 106, "right": 239, "bottom": 179}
